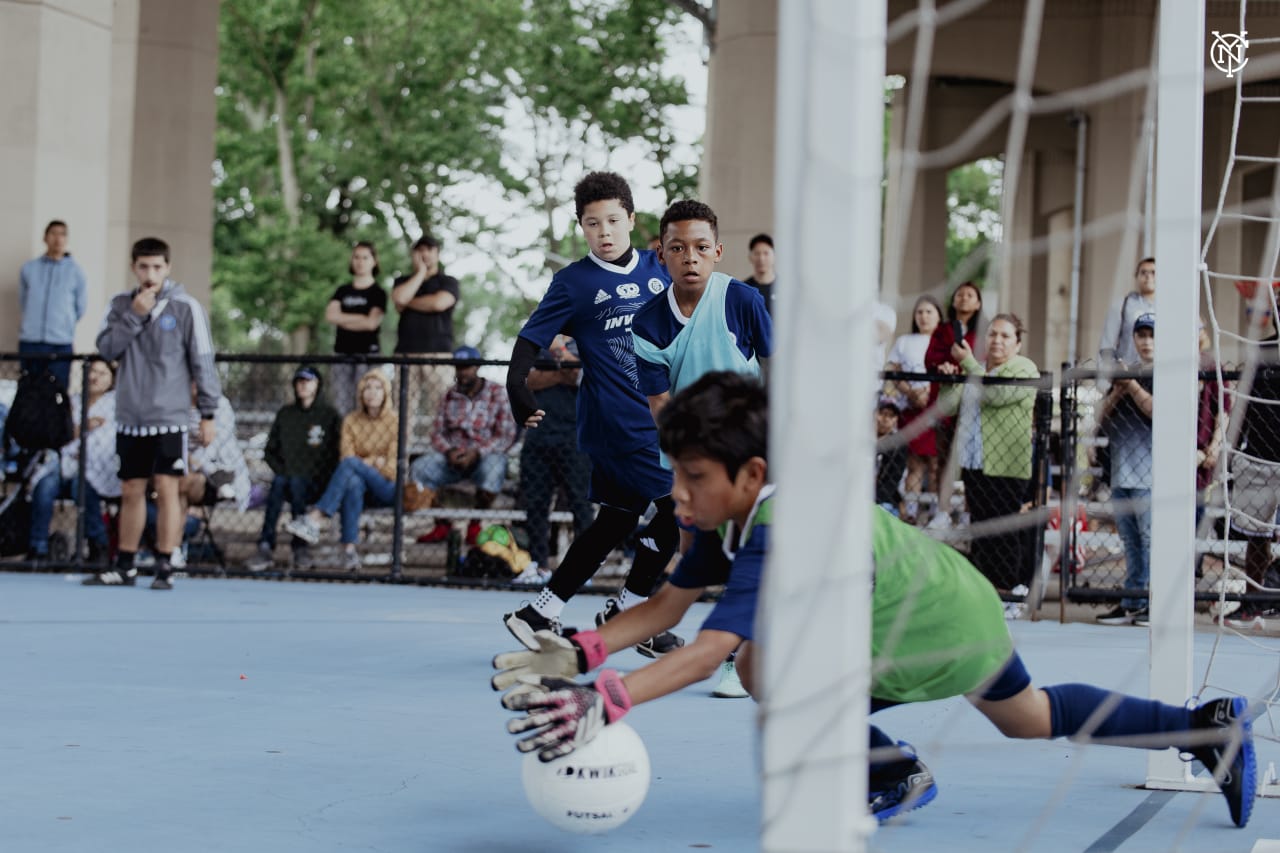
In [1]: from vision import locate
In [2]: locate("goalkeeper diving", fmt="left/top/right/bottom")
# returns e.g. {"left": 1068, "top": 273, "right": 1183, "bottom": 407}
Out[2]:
{"left": 492, "top": 371, "right": 1257, "bottom": 828}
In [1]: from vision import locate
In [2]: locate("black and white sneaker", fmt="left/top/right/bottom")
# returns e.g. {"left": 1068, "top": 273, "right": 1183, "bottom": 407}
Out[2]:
{"left": 869, "top": 742, "right": 937, "bottom": 822}
{"left": 1096, "top": 605, "right": 1139, "bottom": 625}
{"left": 82, "top": 568, "right": 137, "bottom": 586}
{"left": 1187, "top": 696, "right": 1256, "bottom": 828}
{"left": 596, "top": 597, "right": 686, "bottom": 658}
{"left": 503, "top": 604, "right": 562, "bottom": 650}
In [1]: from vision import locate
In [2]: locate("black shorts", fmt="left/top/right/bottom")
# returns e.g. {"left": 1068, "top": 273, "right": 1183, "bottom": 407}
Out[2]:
{"left": 117, "top": 430, "right": 188, "bottom": 481}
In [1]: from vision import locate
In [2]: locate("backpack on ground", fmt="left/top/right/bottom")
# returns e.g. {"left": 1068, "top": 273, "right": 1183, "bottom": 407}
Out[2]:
{"left": 5, "top": 370, "right": 73, "bottom": 452}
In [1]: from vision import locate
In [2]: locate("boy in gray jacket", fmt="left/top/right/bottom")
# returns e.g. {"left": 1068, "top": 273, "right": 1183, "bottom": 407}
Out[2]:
{"left": 91, "top": 237, "right": 221, "bottom": 590}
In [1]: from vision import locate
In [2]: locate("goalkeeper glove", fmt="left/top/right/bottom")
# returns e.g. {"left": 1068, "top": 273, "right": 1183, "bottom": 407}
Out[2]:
{"left": 502, "top": 669, "right": 632, "bottom": 762}
{"left": 490, "top": 629, "right": 608, "bottom": 693}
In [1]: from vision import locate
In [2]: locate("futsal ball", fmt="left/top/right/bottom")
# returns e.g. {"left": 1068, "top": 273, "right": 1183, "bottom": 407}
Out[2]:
{"left": 521, "top": 722, "right": 651, "bottom": 834}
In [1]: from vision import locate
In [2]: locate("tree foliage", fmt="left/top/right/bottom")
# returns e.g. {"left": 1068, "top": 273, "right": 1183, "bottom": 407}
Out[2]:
{"left": 946, "top": 158, "right": 1003, "bottom": 289}
{"left": 214, "top": 0, "right": 700, "bottom": 352}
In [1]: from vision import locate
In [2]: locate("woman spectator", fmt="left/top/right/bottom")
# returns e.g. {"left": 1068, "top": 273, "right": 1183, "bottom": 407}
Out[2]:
{"left": 326, "top": 241, "right": 387, "bottom": 413}
{"left": 939, "top": 313, "right": 1039, "bottom": 610}
{"left": 884, "top": 295, "right": 944, "bottom": 523}
{"left": 924, "top": 282, "right": 985, "bottom": 526}
{"left": 285, "top": 370, "right": 398, "bottom": 571}
{"left": 29, "top": 356, "right": 119, "bottom": 564}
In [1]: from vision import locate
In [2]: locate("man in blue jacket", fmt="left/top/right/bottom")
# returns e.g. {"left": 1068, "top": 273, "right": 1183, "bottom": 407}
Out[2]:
{"left": 19, "top": 220, "right": 87, "bottom": 389}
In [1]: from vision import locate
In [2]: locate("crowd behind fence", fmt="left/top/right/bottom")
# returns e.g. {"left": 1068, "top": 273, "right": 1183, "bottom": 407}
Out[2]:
{"left": 3, "top": 353, "right": 1279, "bottom": 617}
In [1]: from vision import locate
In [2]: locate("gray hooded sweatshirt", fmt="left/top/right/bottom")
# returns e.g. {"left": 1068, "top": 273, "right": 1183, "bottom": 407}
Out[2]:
{"left": 97, "top": 280, "right": 221, "bottom": 431}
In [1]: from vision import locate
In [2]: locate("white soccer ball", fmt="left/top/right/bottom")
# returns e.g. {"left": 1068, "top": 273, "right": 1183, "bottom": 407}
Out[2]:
{"left": 521, "top": 721, "right": 651, "bottom": 834}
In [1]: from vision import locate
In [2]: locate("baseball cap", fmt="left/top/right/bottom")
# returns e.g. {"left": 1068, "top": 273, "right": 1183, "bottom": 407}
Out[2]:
{"left": 1133, "top": 313, "right": 1155, "bottom": 334}
{"left": 294, "top": 365, "right": 320, "bottom": 382}
{"left": 454, "top": 346, "right": 483, "bottom": 361}
{"left": 876, "top": 395, "right": 903, "bottom": 414}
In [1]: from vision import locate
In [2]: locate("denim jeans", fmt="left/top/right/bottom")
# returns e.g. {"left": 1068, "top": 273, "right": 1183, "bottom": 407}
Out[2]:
{"left": 260, "top": 474, "right": 323, "bottom": 548}
{"left": 411, "top": 450, "right": 508, "bottom": 495}
{"left": 30, "top": 472, "right": 105, "bottom": 553}
{"left": 314, "top": 457, "right": 395, "bottom": 544}
{"left": 1111, "top": 486, "right": 1151, "bottom": 610}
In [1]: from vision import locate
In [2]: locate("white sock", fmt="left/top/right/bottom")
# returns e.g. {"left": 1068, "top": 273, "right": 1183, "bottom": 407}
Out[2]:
{"left": 617, "top": 588, "right": 647, "bottom": 611}
{"left": 533, "top": 588, "right": 566, "bottom": 619}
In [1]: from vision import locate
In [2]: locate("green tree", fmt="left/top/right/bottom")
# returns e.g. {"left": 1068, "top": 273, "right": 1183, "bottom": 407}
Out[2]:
{"left": 214, "top": 0, "right": 701, "bottom": 353}
{"left": 946, "top": 158, "right": 1003, "bottom": 290}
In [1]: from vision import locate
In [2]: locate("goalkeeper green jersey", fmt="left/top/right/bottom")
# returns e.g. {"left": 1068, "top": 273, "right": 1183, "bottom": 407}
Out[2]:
{"left": 871, "top": 506, "right": 1014, "bottom": 703}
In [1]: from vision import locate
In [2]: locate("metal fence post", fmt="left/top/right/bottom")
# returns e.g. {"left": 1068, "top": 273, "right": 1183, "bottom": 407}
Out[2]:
{"left": 391, "top": 360, "right": 409, "bottom": 580}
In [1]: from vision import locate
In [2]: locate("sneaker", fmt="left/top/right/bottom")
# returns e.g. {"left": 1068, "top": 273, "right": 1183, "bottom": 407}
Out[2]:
{"left": 24, "top": 549, "right": 48, "bottom": 568}
{"left": 168, "top": 549, "right": 187, "bottom": 571}
{"left": 512, "top": 563, "right": 550, "bottom": 586}
{"left": 869, "top": 743, "right": 938, "bottom": 822}
{"left": 466, "top": 520, "right": 482, "bottom": 546}
{"left": 245, "top": 542, "right": 274, "bottom": 572}
{"left": 1187, "top": 697, "right": 1256, "bottom": 828}
{"left": 1131, "top": 607, "right": 1150, "bottom": 628}
{"left": 635, "top": 629, "right": 685, "bottom": 659}
{"left": 1096, "top": 604, "right": 1137, "bottom": 626}
{"left": 416, "top": 521, "right": 451, "bottom": 544}
{"left": 595, "top": 598, "right": 687, "bottom": 658}
{"left": 290, "top": 544, "right": 315, "bottom": 570}
{"left": 1223, "top": 607, "right": 1267, "bottom": 630}
{"left": 284, "top": 516, "right": 322, "bottom": 545}
{"left": 134, "top": 551, "right": 156, "bottom": 569}
{"left": 342, "top": 549, "right": 362, "bottom": 572}
{"left": 150, "top": 572, "right": 173, "bottom": 591}
{"left": 711, "top": 658, "right": 750, "bottom": 698}
{"left": 82, "top": 567, "right": 137, "bottom": 586}
{"left": 503, "top": 603, "right": 562, "bottom": 650}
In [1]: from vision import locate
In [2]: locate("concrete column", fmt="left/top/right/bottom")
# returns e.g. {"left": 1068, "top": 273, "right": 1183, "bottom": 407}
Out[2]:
{"left": 0, "top": 0, "right": 115, "bottom": 352}
{"left": 118, "top": 0, "right": 219, "bottom": 304}
{"left": 700, "top": 0, "right": 776, "bottom": 278}
{"left": 882, "top": 86, "right": 949, "bottom": 316}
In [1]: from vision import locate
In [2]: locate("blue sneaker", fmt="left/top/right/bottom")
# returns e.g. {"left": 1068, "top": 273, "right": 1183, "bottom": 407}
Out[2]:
{"left": 868, "top": 742, "right": 937, "bottom": 822}
{"left": 1189, "top": 696, "right": 1256, "bottom": 828}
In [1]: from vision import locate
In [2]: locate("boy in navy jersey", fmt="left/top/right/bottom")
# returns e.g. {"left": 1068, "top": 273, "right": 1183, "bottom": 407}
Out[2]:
{"left": 503, "top": 172, "right": 683, "bottom": 658}
{"left": 631, "top": 199, "right": 772, "bottom": 697}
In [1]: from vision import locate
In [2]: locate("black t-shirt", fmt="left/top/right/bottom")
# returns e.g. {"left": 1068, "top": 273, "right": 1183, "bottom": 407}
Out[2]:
{"left": 1242, "top": 336, "right": 1280, "bottom": 461}
{"left": 330, "top": 282, "right": 387, "bottom": 354}
{"left": 744, "top": 276, "right": 776, "bottom": 317}
{"left": 524, "top": 346, "right": 580, "bottom": 448}
{"left": 394, "top": 271, "right": 460, "bottom": 353}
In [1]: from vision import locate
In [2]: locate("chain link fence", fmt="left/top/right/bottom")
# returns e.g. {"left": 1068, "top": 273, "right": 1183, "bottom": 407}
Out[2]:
{"left": 0, "top": 352, "right": 603, "bottom": 586}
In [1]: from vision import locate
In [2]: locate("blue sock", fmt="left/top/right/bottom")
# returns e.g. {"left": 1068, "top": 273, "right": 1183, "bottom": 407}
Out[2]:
{"left": 1044, "top": 683, "right": 1192, "bottom": 744}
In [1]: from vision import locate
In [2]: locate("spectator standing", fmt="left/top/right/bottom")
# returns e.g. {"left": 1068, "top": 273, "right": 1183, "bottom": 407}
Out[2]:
{"left": 19, "top": 220, "right": 87, "bottom": 389}
{"left": 28, "top": 356, "right": 118, "bottom": 565}
{"left": 327, "top": 241, "right": 387, "bottom": 413}
{"left": 286, "top": 370, "right": 399, "bottom": 571}
{"left": 925, "top": 281, "right": 985, "bottom": 526}
{"left": 884, "top": 294, "right": 944, "bottom": 523}
{"left": 92, "top": 237, "right": 220, "bottom": 590}
{"left": 1224, "top": 323, "right": 1280, "bottom": 624}
{"left": 392, "top": 235, "right": 459, "bottom": 428}
{"left": 742, "top": 233, "right": 776, "bottom": 317}
{"left": 1098, "top": 258, "right": 1156, "bottom": 365}
{"left": 246, "top": 365, "right": 342, "bottom": 571}
{"left": 411, "top": 346, "right": 517, "bottom": 544}
{"left": 938, "top": 312, "right": 1039, "bottom": 612}
{"left": 1095, "top": 314, "right": 1155, "bottom": 626}
{"left": 515, "top": 337, "right": 594, "bottom": 582}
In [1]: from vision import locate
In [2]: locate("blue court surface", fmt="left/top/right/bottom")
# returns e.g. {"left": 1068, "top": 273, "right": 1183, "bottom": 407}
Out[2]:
{"left": 3, "top": 572, "right": 1277, "bottom": 852}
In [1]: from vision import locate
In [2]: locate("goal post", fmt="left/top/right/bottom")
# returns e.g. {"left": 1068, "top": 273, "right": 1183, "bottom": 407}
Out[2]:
{"left": 762, "top": 1, "right": 885, "bottom": 850}
{"left": 1147, "top": 0, "right": 1204, "bottom": 791}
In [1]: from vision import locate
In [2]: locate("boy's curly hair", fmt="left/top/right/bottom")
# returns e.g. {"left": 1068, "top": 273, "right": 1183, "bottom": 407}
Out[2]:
{"left": 574, "top": 172, "right": 635, "bottom": 220}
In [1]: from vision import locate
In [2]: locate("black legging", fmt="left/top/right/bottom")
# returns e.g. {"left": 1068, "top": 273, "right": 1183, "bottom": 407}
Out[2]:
{"left": 961, "top": 469, "right": 1034, "bottom": 592}
{"left": 547, "top": 495, "right": 679, "bottom": 603}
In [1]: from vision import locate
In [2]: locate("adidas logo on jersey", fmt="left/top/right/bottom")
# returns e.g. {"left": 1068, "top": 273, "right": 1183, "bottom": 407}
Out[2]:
{"left": 594, "top": 289, "right": 612, "bottom": 304}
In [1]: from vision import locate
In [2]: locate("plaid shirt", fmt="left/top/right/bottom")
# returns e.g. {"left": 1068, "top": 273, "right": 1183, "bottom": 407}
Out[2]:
{"left": 429, "top": 379, "right": 516, "bottom": 456}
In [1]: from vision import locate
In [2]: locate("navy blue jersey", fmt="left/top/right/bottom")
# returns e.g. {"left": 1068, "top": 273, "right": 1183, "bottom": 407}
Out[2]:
{"left": 668, "top": 491, "right": 772, "bottom": 641}
{"left": 518, "top": 250, "right": 670, "bottom": 458}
